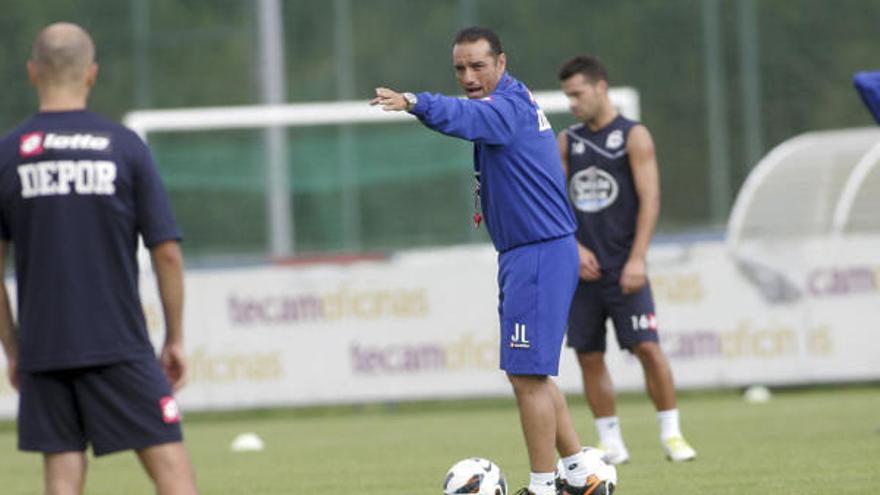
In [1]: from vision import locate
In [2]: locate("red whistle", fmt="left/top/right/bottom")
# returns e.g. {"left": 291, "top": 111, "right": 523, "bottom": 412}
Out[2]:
{"left": 473, "top": 212, "right": 482, "bottom": 228}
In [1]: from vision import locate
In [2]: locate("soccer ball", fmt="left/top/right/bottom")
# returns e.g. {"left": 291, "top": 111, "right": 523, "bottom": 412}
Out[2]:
{"left": 442, "top": 457, "right": 507, "bottom": 495}
{"left": 555, "top": 447, "right": 617, "bottom": 494}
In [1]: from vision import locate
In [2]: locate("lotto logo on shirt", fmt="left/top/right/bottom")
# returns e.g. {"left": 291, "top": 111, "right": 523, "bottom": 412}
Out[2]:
{"left": 19, "top": 132, "right": 45, "bottom": 157}
{"left": 159, "top": 396, "right": 181, "bottom": 424}
{"left": 18, "top": 131, "right": 111, "bottom": 157}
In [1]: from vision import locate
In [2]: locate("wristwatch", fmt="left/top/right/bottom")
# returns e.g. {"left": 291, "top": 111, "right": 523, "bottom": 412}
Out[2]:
{"left": 402, "top": 92, "right": 418, "bottom": 112}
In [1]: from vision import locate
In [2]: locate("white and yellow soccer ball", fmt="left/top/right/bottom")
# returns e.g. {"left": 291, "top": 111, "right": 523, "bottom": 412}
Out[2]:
{"left": 555, "top": 447, "right": 617, "bottom": 492}
{"left": 442, "top": 457, "right": 507, "bottom": 495}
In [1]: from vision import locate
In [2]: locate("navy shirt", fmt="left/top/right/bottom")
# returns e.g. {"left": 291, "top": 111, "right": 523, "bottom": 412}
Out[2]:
{"left": 565, "top": 115, "right": 640, "bottom": 270}
{"left": 410, "top": 72, "right": 576, "bottom": 252}
{"left": 0, "top": 110, "right": 181, "bottom": 372}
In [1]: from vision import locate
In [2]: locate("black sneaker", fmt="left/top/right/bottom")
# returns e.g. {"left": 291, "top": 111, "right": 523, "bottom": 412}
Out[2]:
{"left": 555, "top": 475, "right": 565, "bottom": 493}
{"left": 561, "top": 475, "right": 615, "bottom": 495}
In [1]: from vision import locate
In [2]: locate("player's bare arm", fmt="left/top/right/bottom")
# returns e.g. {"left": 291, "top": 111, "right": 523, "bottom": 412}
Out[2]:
{"left": 151, "top": 240, "right": 187, "bottom": 391}
{"left": 0, "top": 242, "right": 18, "bottom": 391}
{"left": 556, "top": 130, "right": 570, "bottom": 178}
{"left": 576, "top": 241, "right": 602, "bottom": 281}
{"left": 621, "top": 124, "right": 660, "bottom": 294}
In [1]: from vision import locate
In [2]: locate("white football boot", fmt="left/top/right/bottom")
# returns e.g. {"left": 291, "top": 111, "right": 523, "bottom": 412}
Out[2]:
{"left": 662, "top": 436, "right": 697, "bottom": 462}
{"left": 597, "top": 442, "right": 630, "bottom": 465}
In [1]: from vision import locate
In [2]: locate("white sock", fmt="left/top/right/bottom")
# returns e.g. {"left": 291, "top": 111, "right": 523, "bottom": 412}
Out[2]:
{"left": 657, "top": 408, "right": 682, "bottom": 441}
{"left": 528, "top": 472, "right": 557, "bottom": 495}
{"left": 595, "top": 416, "right": 625, "bottom": 447}
{"left": 561, "top": 450, "right": 589, "bottom": 487}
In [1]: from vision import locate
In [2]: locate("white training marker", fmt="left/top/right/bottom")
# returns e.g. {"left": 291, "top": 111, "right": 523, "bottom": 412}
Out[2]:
{"left": 743, "top": 385, "right": 772, "bottom": 403}
{"left": 230, "top": 432, "right": 265, "bottom": 452}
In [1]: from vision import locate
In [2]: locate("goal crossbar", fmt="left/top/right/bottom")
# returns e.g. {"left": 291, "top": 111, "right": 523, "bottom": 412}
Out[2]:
{"left": 123, "top": 88, "right": 640, "bottom": 139}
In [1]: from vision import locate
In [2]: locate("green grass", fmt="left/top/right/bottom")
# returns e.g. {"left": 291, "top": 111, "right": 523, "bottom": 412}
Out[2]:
{"left": 1, "top": 386, "right": 878, "bottom": 494}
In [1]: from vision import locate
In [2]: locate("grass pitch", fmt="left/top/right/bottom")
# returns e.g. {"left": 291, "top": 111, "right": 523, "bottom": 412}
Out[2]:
{"left": 0, "top": 385, "right": 878, "bottom": 494}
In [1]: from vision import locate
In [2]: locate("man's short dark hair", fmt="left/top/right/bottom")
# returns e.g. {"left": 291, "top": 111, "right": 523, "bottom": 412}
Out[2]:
{"left": 454, "top": 26, "right": 504, "bottom": 58}
{"left": 558, "top": 55, "right": 608, "bottom": 83}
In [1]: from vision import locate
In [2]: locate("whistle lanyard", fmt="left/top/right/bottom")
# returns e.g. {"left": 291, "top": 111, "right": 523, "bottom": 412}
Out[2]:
{"left": 472, "top": 171, "right": 482, "bottom": 228}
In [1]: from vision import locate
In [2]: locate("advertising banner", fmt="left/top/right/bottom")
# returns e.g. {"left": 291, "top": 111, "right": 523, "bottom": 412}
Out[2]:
{"left": 1, "top": 238, "right": 878, "bottom": 418}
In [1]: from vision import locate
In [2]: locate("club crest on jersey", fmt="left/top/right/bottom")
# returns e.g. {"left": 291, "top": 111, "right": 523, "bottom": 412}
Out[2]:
{"left": 160, "top": 396, "right": 181, "bottom": 424}
{"left": 569, "top": 166, "right": 619, "bottom": 212}
{"left": 571, "top": 140, "right": 586, "bottom": 155}
{"left": 606, "top": 129, "right": 624, "bottom": 150}
{"left": 18, "top": 131, "right": 111, "bottom": 157}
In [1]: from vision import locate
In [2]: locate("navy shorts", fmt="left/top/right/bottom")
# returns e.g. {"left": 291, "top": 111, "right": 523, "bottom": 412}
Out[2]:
{"left": 18, "top": 357, "right": 183, "bottom": 456}
{"left": 498, "top": 235, "right": 579, "bottom": 376}
{"left": 567, "top": 271, "right": 660, "bottom": 352}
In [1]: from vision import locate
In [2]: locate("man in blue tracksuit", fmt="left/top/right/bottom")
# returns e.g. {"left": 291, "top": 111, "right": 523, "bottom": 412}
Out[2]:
{"left": 372, "top": 27, "right": 610, "bottom": 495}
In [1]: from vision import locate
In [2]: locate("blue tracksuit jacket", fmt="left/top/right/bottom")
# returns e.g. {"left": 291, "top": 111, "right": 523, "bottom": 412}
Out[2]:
{"left": 409, "top": 72, "right": 576, "bottom": 252}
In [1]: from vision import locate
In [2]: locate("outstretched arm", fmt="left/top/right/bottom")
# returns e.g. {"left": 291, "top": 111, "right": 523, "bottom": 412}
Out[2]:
{"left": 371, "top": 87, "right": 518, "bottom": 145}
{"left": 620, "top": 125, "right": 660, "bottom": 294}
{"left": 0, "top": 242, "right": 18, "bottom": 391}
{"left": 370, "top": 87, "right": 411, "bottom": 113}
{"left": 151, "top": 240, "right": 187, "bottom": 391}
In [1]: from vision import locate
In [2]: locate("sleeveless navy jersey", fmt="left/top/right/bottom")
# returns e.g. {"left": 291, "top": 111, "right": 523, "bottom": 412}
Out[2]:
{"left": 565, "top": 115, "right": 640, "bottom": 270}
{"left": 0, "top": 110, "right": 181, "bottom": 372}
{"left": 410, "top": 72, "right": 576, "bottom": 252}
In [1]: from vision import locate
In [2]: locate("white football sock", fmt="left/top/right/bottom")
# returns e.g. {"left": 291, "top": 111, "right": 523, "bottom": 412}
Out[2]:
{"left": 595, "top": 415, "right": 625, "bottom": 447}
{"left": 657, "top": 408, "right": 682, "bottom": 441}
{"left": 560, "top": 450, "right": 589, "bottom": 487}
{"left": 528, "top": 472, "right": 557, "bottom": 495}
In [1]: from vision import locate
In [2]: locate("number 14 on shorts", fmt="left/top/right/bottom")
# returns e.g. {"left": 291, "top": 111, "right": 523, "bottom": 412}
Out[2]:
{"left": 630, "top": 313, "right": 658, "bottom": 331}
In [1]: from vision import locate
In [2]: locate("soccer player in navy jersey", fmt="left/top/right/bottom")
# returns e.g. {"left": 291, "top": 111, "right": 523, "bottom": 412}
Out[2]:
{"left": 0, "top": 23, "right": 198, "bottom": 494}
{"left": 372, "top": 27, "right": 608, "bottom": 495}
{"left": 557, "top": 54, "right": 696, "bottom": 464}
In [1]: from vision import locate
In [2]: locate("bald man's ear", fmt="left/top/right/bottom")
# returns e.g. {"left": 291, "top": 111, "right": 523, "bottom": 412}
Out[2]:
{"left": 85, "top": 63, "right": 98, "bottom": 88}
{"left": 26, "top": 60, "right": 39, "bottom": 86}
{"left": 497, "top": 52, "right": 507, "bottom": 73}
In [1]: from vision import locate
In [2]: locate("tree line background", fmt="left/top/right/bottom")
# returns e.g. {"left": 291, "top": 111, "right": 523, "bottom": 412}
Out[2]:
{"left": 1, "top": 0, "right": 876, "bottom": 259}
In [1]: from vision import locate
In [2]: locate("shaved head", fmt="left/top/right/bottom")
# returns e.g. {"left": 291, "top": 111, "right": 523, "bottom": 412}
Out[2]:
{"left": 30, "top": 22, "right": 95, "bottom": 86}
